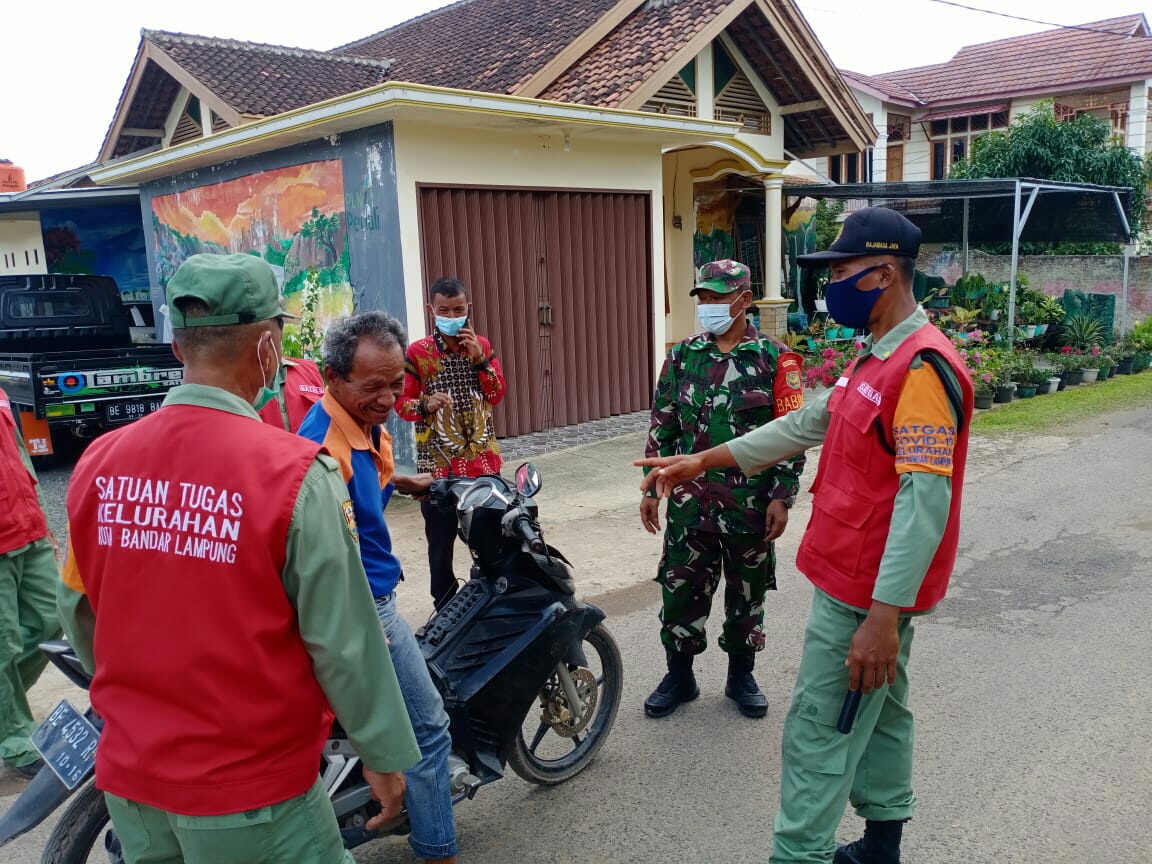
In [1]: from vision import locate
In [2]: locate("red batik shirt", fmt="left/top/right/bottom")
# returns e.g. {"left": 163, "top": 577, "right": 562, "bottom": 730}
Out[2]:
{"left": 396, "top": 330, "right": 507, "bottom": 478}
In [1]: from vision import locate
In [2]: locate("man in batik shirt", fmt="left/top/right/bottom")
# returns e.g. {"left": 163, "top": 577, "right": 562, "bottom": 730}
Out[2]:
{"left": 396, "top": 278, "right": 506, "bottom": 611}
{"left": 641, "top": 260, "right": 805, "bottom": 720}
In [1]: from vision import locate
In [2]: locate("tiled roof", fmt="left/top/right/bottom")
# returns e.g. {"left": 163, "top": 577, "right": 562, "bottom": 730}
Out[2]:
{"left": 540, "top": 0, "right": 731, "bottom": 107}
{"left": 839, "top": 69, "right": 922, "bottom": 104}
{"left": 145, "top": 30, "right": 393, "bottom": 116}
{"left": 872, "top": 14, "right": 1152, "bottom": 105}
{"left": 335, "top": 0, "right": 623, "bottom": 94}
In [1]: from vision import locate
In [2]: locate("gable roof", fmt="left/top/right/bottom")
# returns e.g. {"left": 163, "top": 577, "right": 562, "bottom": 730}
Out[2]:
{"left": 336, "top": 0, "right": 624, "bottom": 94}
{"left": 146, "top": 31, "right": 393, "bottom": 117}
{"left": 839, "top": 69, "right": 921, "bottom": 104}
{"left": 99, "top": 0, "right": 873, "bottom": 163}
{"left": 871, "top": 14, "right": 1152, "bottom": 106}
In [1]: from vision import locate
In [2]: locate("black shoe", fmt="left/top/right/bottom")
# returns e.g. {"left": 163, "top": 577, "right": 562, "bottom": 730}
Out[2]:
{"left": 724, "top": 654, "right": 768, "bottom": 718}
{"left": 644, "top": 650, "right": 699, "bottom": 718}
{"left": 11, "top": 758, "right": 44, "bottom": 781}
{"left": 834, "top": 819, "right": 907, "bottom": 864}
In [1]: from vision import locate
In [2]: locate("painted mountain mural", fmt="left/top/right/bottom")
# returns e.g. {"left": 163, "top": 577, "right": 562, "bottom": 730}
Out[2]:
{"left": 151, "top": 160, "right": 352, "bottom": 353}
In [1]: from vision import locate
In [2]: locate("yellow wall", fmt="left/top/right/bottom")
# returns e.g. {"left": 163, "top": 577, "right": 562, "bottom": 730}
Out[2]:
{"left": 393, "top": 122, "right": 668, "bottom": 371}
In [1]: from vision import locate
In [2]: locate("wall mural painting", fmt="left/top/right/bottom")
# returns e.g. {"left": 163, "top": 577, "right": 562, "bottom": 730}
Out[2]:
{"left": 782, "top": 198, "right": 819, "bottom": 303}
{"left": 40, "top": 205, "right": 151, "bottom": 301}
{"left": 693, "top": 189, "right": 739, "bottom": 267}
{"left": 151, "top": 160, "right": 351, "bottom": 357}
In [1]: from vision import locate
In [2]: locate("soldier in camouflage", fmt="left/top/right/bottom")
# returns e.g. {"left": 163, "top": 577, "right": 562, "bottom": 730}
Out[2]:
{"left": 641, "top": 259, "right": 806, "bottom": 719}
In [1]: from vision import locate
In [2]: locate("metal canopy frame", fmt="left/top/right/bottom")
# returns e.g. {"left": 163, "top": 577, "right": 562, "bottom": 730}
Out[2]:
{"left": 782, "top": 178, "right": 1135, "bottom": 350}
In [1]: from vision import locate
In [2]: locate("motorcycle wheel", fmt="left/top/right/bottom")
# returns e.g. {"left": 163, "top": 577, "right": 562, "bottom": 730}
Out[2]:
{"left": 506, "top": 623, "right": 623, "bottom": 785}
{"left": 39, "top": 779, "right": 121, "bottom": 864}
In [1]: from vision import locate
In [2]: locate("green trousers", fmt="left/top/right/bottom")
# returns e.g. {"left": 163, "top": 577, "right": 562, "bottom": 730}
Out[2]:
{"left": 771, "top": 589, "right": 917, "bottom": 864}
{"left": 105, "top": 778, "right": 355, "bottom": 864}
{"left": 0, "top": 538, "right": 62, "bottom": 767}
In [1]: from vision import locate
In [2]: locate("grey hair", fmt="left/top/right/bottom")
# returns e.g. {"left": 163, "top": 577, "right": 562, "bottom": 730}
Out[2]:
{"left": 322, "top": 311, "right": 408, "bottom": 378}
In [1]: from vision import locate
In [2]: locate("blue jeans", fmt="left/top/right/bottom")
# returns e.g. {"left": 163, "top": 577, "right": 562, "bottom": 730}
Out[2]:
{"left": 375, "top": 594, "right": 457, "bottom": 860}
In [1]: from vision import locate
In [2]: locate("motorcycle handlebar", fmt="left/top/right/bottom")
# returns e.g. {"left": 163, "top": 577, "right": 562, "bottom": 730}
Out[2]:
{"left": 508, "top": 512, "right": 547, "bottom": 555}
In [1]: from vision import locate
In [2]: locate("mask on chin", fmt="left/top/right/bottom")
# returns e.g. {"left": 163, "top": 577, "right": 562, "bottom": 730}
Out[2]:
{"left": 824, "top": 265, "right": 884, "bottom": 330}
{"left": 253, "top": 334, "right": 282, "bottom": 411}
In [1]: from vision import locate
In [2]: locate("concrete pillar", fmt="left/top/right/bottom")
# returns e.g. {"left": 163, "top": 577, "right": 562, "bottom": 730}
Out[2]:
{"left": 757, "top": 175, "right": 790, "bottom": 336}
{"left": 1128, "top": 80, "right": 1148, "bottom": 155}
{"left": 696, "top": 44, "right": 715, "bottom": 121}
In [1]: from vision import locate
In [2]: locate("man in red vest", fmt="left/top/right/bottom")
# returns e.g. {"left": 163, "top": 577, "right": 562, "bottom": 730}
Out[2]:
{"left": 258, "top": 356, "right": 325, "bottom": 432}
{"left": 57, "top": 253, "right": 420, "bottom": 863}
{"left": 638, "top": 208, "right": 973, "bottom": 864}
{"left": 0, "top": 387, "right": 61, "bottom": 780}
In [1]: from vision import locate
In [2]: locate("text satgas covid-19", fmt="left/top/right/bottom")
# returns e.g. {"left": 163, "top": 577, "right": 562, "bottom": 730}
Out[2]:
{"left": 93, "top": 475, "right": 245, "bottom": 564}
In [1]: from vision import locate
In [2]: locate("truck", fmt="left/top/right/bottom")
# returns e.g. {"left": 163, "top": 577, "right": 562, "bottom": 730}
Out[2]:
{"left": 0, "top": 273, "right": 183, "bottom": 458}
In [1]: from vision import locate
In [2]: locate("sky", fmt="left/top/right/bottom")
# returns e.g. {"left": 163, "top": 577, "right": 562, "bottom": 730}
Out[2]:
{"left": 1, "top": 0, "right": 1146, "bottom": 182}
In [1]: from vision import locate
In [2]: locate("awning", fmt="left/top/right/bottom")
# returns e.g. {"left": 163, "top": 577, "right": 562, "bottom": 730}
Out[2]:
{"left": 919, "top": 102, "right": 1009, "bottom": 123}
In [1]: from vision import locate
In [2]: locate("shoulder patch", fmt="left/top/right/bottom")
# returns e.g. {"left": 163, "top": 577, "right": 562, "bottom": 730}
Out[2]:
{"left": 341, "top": 499, "right": 359, "bottom": 543}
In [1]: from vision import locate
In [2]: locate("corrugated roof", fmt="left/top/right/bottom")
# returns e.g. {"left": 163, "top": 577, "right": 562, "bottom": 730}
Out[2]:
{"left": 872, "top": 14, "right": 1152, "bottom": 105}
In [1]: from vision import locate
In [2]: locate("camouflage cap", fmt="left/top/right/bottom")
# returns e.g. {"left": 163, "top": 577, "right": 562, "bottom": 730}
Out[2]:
{"left": 690, "top": 259, "right": 752, "bottom": 296}
{"left": 166, "top": 253, "right": 296, "bottom": 328}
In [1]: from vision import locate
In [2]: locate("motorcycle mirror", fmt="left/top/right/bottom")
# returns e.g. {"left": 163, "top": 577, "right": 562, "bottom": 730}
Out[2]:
{"left": 515, "top": 462, "right": 542, "bottom": 498}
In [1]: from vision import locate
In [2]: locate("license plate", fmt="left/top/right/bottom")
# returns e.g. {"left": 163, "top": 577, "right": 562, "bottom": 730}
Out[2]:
{"left": 32, "top": 700, "right": 99, "bottom": 790}
{"left": 105, "top": 398, "right": 163, "bottom": 423}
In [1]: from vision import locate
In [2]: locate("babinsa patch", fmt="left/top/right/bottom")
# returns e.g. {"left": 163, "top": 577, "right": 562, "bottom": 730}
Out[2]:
{"left": 342, "top": 500, "right": 359, "bottom": 542}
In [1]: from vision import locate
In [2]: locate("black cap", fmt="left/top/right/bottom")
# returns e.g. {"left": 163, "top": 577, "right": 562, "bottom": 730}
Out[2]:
{"left": 797, "top": 207, "right": 922, "bottom": 266}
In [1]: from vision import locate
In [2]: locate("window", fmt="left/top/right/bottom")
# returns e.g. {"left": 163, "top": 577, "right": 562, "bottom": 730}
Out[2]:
{"left": 826, "top": 151, "right": 873, "bottom": 183}
{"left": 927, "top": 109, "right": 1008, "bottom": 178}
{"left": 8, "top": 293, "right": 91, "bottom": 319}
{"left": 1054, "top": 91, "right": 1130, "bottom": 143}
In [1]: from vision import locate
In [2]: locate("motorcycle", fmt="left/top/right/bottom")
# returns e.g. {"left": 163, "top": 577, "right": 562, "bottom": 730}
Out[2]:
{"left": 0, "top": 462, "right": 623, "bottom": 863}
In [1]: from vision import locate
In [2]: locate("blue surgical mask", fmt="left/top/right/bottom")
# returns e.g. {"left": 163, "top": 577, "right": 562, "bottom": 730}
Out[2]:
{"left": 825, "top": 265, "right": 884, "bottom": 330}
{"left": 697, "top": 303, "right": 737, "bottom": 336}
{"left": 436, "top": 315, "right": 468, "bottom": 337}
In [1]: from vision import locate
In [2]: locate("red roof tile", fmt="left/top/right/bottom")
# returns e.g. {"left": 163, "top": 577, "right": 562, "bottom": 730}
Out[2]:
{"left": 839, "top": 69, "right": 922, "bottom": 104}
{"left": 540, "top": 0, "right": 731, "bottom": 106}
{"left": 146, "top": 30, "right": 393, "bottom": 116}
{"left": 336, "top": 0, "right": 623, "bottom": 94}
{"left": 872, "top": 14, "right": 1152, "bottom": 105}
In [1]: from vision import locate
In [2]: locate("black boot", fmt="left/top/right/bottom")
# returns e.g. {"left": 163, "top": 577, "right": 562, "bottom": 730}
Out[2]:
{"left": 834, "top": 819, "right": 907, "bottom": 864}
{"left": 644, "top": 649, "right": 700, "bottom": 718}
{"left": 724, "top": 653, "right": 768, "bottom": 718}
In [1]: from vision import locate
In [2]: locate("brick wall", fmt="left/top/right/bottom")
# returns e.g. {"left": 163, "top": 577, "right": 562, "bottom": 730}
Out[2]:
{"left": 918, "top": 249, "right": 1152, "bottom": 325}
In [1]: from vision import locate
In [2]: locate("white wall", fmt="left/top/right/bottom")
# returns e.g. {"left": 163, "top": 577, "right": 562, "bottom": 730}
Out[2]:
{"left": 1129, "top": 80, "right": 1149, "bottom": 155}
{"left": 0, "top": 213, "right": 47, "bottom": 274}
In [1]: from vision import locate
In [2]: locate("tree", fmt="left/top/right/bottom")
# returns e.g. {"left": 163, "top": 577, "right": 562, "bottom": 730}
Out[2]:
{"left": 299, "top": 207, "right": 340, "bottom": 262}
{"left": 950, "top": 100, "right": 1152, "bottom": 252}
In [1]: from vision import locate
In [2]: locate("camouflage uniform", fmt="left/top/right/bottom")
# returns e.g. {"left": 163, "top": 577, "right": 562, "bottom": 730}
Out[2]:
{"left": 647, "top": 323, "right": 805, "bottom": 656}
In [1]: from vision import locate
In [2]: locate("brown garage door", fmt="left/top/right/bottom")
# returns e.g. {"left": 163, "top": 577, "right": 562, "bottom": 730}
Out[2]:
{"left": 418, "top": 187, "right": 653, "bottom": 438}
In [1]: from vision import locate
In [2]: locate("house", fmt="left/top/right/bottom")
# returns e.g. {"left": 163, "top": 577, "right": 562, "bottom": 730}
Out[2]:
{"left": 86, "top": 0, "right": 873, "bottom": 452}
{"left": 823, "top": 14, "right": 1152, "bottom": 184}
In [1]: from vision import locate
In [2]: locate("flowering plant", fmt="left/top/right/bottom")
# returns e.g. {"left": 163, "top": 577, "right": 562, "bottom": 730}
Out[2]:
{"left": 952, "top": 330, "right": 1002, "bottom": 397}
{"left": 804, "top": 341, "right": 853, "bottom": 389}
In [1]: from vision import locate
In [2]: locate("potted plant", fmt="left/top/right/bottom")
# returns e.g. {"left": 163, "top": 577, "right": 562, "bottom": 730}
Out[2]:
{"left": 825, "top": 319, "right": 841, "bottom": 340}
{"left": 993, "top": 363, "right": 1016, "bottom": 403}
{"left": 1039, "top": 296, "right": 1065, "bottom": 335}
{"left": 1115, "top": 335, "right": 1138, "bottom": 375}
{"left": 1080, "top": 345, "right": 1104, "bottom": 384}
{"left": 1055, "top": 348, "right": 1085, "bottom": 386}
{"left": 1061, "top": 314, "right": 1105, "bottom": 353}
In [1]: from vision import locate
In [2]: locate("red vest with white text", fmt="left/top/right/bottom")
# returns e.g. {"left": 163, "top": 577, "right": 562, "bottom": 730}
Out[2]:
{"left": 258, "top": 359, "right": 325, "bottom": 433}
{"left": 796, "top": 324, "right": 973, "bottom": 612}
{"left": 0, "top": 386, "right": 49, "bottom": 554}
{"left": 67, "top": 402, "right": 327, "bottom": 814}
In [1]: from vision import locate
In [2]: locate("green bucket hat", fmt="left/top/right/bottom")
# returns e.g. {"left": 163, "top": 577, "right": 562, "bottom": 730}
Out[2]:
{"left": 165, "top": 253, "right": 296, "bottom": 328}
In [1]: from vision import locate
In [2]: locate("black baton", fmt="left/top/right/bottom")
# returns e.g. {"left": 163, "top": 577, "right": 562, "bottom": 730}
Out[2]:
{"left": 836, "top": 688, "right": 862, "bottom": 734}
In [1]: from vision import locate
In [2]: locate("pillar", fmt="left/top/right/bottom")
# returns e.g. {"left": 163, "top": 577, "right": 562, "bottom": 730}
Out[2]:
{"left": 755, "top": 174, "right": 790, "bottom": 336}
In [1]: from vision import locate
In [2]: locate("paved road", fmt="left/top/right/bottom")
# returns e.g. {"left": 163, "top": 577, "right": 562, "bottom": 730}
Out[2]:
{"left": 3, "top": 407, "right": 1151, "bottom": 863}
